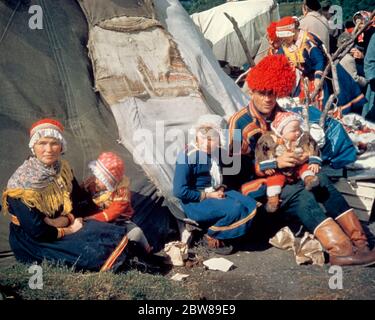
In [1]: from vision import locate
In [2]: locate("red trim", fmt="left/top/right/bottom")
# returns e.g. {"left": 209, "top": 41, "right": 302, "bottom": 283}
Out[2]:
{"left": 100, "top": 235, "right": 129, "bottom": 272}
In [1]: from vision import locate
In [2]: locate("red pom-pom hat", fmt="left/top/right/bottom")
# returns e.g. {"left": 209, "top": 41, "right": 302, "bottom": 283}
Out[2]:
{"left": 246, "top": 55, "right": 296, "bottom": 98}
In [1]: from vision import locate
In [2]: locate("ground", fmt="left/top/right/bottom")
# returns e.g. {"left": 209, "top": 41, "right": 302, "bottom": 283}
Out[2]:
{"left": 165, "top": 213, "right": 375, "bottom": 300}
{"left": 170, "top": 245, "right": 375, "bottom": 300}
{"left": 1, "top": 219, "right": 375, "bottom": 300}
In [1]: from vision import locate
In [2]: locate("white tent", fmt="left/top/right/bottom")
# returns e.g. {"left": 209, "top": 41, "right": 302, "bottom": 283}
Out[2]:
{"left": 78, "top": 0, "right": 250, "bottom": 218}
{"left": 191, "top": 0, "right": 280, "bottom": 67}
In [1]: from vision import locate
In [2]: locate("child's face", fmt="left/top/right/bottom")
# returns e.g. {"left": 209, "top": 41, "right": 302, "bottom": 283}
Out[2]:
{"left": 196, "top": 127, "right": 220, "bottom": 154}
{"left": 281, "top": 120, "right": 302, "bottom": 141}
{"left": 95, "top": 178, "right": 107, "bottom": 192}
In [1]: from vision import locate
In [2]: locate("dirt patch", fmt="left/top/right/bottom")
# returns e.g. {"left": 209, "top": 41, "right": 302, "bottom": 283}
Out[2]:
{"left": 166, "top": 221, "right": 375, "bottom": 300}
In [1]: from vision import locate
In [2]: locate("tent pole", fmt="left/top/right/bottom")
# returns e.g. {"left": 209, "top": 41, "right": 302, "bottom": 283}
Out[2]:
{"left": 224, "top": 12, "right": 255, "bottom": 67}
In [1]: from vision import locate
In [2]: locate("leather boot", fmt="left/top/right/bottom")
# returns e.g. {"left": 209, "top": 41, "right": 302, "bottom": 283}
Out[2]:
{"left": 336, "top": 209, "right": 370, "bottom": 253}
{"left": 314, "top": 218, "right": 375, "bottom": 266}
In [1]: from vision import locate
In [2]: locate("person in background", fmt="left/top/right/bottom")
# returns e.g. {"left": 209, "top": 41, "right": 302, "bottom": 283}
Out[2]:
{"left": 363, "top": 33, "right": 375, "bottom": 122}
{"left": 299, "top": 0, "right": 330, "bottom": 52}
{"left": 276, "top": 16, "right": 367, "bottom": 118}
{"left": 337, "top": 32, "right": 368, "bottom": 89}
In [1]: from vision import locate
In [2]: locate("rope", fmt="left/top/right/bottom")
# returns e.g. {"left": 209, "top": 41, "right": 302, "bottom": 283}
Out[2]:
{"left": 0, "top": 0, "right": 21, "bottom": 45}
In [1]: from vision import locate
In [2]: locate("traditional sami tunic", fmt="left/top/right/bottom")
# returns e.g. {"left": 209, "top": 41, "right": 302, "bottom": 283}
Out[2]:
{"left": 228, "top": 102, "right": 280, "bottom": 198}
{"left": 227, "top": 103, "right": 353, "bottom": 232}
{"left": 278, "top": 31, "right": 366, "bottom": 117}
{"left": 173, "top": 146, "right": 258, "bottom": 240}
{"left": 4, "top": 169, "right": 129, "bottom": 272}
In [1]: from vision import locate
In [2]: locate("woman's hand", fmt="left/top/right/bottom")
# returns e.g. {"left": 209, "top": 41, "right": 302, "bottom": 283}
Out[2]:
{"left": 206, "top": 190, "right": 225, "bottom": 199}
{"left": 308, "top": 164, "right": 321, "bottom": 174}
{"left": 63, "top": 218, "right": 83, "bottom": 235}
{"left": 276, "top": 151, "right": 299, "bottom": 169}
{"left": 44, "top": 216, "right": 70, "bottom": 228}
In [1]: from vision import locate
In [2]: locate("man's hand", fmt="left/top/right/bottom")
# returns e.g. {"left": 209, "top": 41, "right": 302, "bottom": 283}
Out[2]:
{"left": 296, "top": 152, "right": 309, "bottom": 165}
{"left": 276, "top": 151, "right": 299, "bottom": 169}
{"left": 265, "top": 169, "right": 276, "bottom": 176}
{"left": 308, "top": 163, "right": 321, "bottom": 174}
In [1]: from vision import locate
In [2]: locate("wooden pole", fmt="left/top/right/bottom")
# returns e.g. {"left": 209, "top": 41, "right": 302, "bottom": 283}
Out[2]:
{"left": 302, "top": 77, "right": 310, "bottom": 132}
{"left": 319, "top": 94, "right": 336, "bottom": 128}
{"left": 224, "top": 12, "right": 255, "bottom": 67}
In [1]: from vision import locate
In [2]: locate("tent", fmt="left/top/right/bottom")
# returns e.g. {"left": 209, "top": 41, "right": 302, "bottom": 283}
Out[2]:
{"left": 0, "top": 0, "right": 249, "bottom": 267}
{"left": 191, "top": 0, "right": 280, "bottom": 67}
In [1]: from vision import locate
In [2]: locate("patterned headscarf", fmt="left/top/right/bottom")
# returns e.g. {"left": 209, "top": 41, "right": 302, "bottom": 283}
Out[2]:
{"left": 7, "top": 157, "right": 62, "bottom": 190}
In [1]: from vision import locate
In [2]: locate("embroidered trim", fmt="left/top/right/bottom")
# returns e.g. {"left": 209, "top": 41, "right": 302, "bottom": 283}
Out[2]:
{"left": 209, "top": 208, "right": 257, "bottom": 232}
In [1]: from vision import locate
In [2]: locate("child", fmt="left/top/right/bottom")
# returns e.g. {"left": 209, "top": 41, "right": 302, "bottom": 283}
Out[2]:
{"left": 173, "top": 115, "right": 258, "bottom": 254}
{"left": 255, "top": 112, "right": 322, "bottom": 213}
{"left": 84, "top": 152, "right": 152, "bottom": 255}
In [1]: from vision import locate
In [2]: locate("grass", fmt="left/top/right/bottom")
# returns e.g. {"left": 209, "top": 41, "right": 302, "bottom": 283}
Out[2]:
{"left": 0, "top": 260, "right": 198, "bottom": 300}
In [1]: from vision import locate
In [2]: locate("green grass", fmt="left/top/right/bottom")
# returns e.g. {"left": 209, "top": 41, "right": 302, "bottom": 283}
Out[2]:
{"left": 0, "top": 261, "right": 198, "bottom": 300}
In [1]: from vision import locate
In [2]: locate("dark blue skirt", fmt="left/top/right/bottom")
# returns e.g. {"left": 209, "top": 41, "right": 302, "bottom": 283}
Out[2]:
{"left": 9, "top": 220, "right": 129, "bottom": 272}
{"left": 181, "top": 190, "right": 258, "bottom": 240}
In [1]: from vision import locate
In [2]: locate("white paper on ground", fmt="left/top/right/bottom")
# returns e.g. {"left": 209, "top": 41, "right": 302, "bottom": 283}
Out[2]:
{"left": 203, "top": 257, "right": 234, "bottom": 272}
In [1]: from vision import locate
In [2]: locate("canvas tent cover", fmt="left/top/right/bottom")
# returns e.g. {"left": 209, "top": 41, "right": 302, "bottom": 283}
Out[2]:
{"left": 191, "top": 0, "right": 279, "bottom": 67}
{"left": 0, "top": 0, "right": 249, "bottom": 265}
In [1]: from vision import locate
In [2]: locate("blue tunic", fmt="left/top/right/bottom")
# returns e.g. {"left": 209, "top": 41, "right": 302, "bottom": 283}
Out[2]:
{"left": 173, "top": 147, "right": 257, "bottom": 240}
{"left": 6, "top": 179, "right": 129, "bottom": 272}
{"left": 363, "top": 33, "right": 375, "bottom": 121}
{"left": 278, "top": 32, "right": 366, "bottom": 116}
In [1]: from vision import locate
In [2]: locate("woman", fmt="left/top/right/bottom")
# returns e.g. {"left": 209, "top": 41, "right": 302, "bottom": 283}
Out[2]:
{"left": 2, "top": 119, "right": 130, "bottom": 272}
{"left": 275, "top": 16, "right": 366, "bottom": 118}
{"left": 173, "top": 115, "right": 258, "bottom": 255}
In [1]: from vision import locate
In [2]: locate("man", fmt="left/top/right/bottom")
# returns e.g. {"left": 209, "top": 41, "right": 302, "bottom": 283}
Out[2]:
{"left": 299, "top": 0, "right": 331, "bottom": 53}
{"left": 227, "top": 54, "right": 375, "bottom": 266}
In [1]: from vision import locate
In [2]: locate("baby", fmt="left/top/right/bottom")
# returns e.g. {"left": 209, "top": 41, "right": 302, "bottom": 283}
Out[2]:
{"left": 255, "top": 112, "right": 322, "bottom": 212}
{"left": 84, "top": 152, "right": 152, "bottom": 255}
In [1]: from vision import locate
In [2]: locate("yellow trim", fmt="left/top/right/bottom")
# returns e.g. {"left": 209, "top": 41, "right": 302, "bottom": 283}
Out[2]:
{"left": 209, "top": 208, "right": 257, "bottom": 232}
{"left": 92, "top": 176, "right": 130, "bottom": 205}
{"left": 100, "top": 235, "right": 129, "bottom": 272}
{"left": 228, "top": 107, "right": 248, "bottom": 148}
{"left": 103, "top": 211, "right": 109, "bottom": 222}
{"left": 2, "top": 160, "right": 73, "bottom": 218}
{"left": 93, "top": 191, "right": 112, "bottom": 205}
